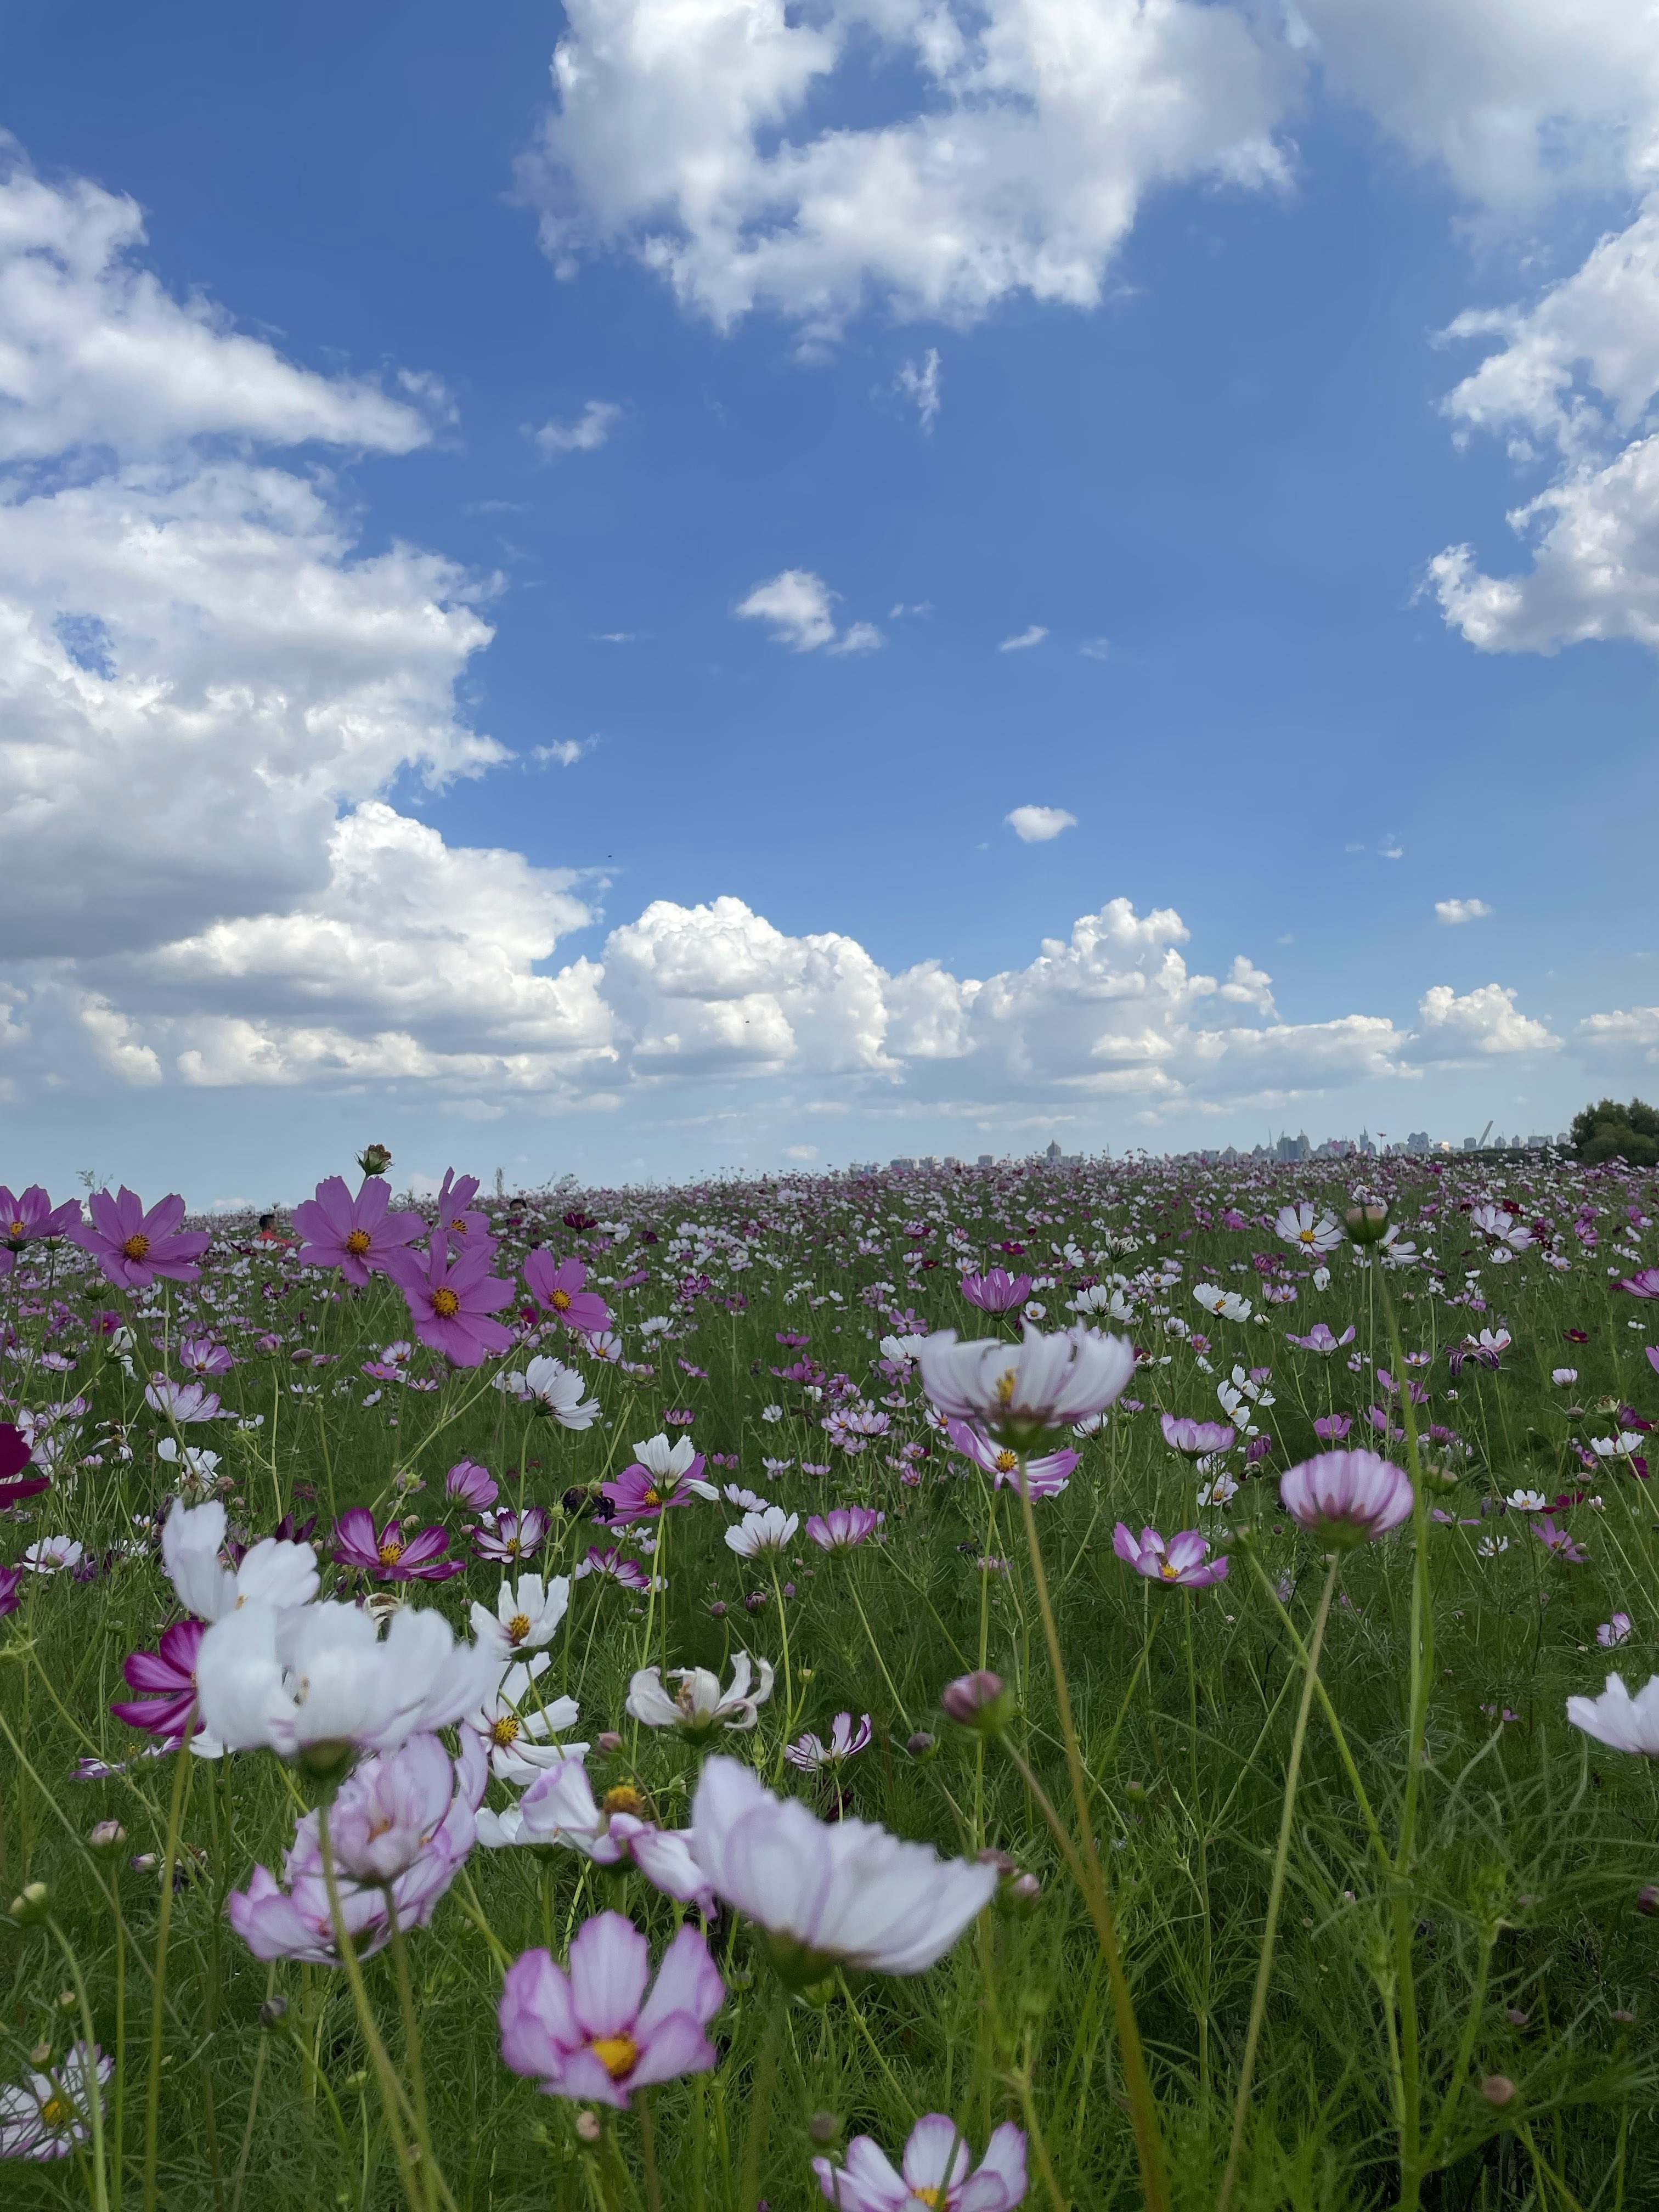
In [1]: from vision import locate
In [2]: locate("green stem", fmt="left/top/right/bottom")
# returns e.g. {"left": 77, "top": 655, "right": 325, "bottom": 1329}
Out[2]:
{"left": 48, "top": 1915, "right": 110, "bottom": 2212}
{"left": 738, "top": 1986, "right": 785, "bottom": 2212}
{"left": 143, "top": 1731, "right": 196, "bottom": 2212}
{"left": 1215, "top": 1557, "right": 1339, "bottom": 2212}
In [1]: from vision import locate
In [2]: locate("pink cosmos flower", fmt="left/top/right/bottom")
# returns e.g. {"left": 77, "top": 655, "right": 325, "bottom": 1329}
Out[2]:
{"left": 446, "top": 1460, "right": 499, "bottom": 1509}
{"left": 1618, "top": 1270, "right": 1659, "bottom": 1299}
{"left": 332, "top": 1508, "right": 463, "bottom": 1582}
{"left": 918, "top": 1324, "right": 1136, "bottom": 1445}
{"left": 0, "top": 1423, "right": 50, "bottom": 1510}
{"left": 71, "top": 1188, "right": 210, "bottom": 1290}
{"left": 1599, "top": 1613, "right": 1633, "bottom": 1648}
{"left": 573, "top": 1547, "right": 652, "bottom": 1589}
{"left": 0, "top": 1186, "right": 82, "bottom": 1271}
{"left": 292, "top": 1175, "right": 422, "bottom": 1288}
{"left": 1160, "top": 1414, "right": 1237, "bottom": 1457}
{"left": 1111, "top": 1524, "right": 1229, "bottom": 1589}
{"left": 1287, "top": 1322, "right": 1356, "bottom": 1356}
{"left": 383, "top": 1239, "right": 516, "bottom": 1367}
{"left": 524, "top": 1250, "right": 614, "bottom": 1336}
{"left": 179, "top": 1336, "right": 235, "bottom": 1376}
{"left": 600, "top": 1450, "right": 709, "bottom": 1525}
{"left": 1533, "top": 1516, "right": 1587, "bottom": 1564}
{"left": 473, "top": 1508, "right": 550, "bottom": 1563}
{"left": 1313, "top": 1413, "right": 1353, "bottom": 1443}
{"left": 144, "top": 1378, "right": 224, "bottom": 1423}
{"left": 806, "top": 1507, "right": 885, "bottom": 1553}
{"left": 0, "top": 1564, "right": 21, "bottom": 1617}
{"left": 435, "top": 1169, "right": 491, "bottom": 1252}
{"left": 1279, "top": 1449, "right": 1413, "bottom": 1546}
{"left": 814, "top": 2115, "right": 1028, "bottom": 2212}
{"left": 945, "top": 1420, "right": 1077, "bottom": 1497}
{"left": 111, "top": 1620, "right": 207, "bottom": 1739}
{"left": 484, "top": 1760, "right": 715, "bottom": 1910}
{"left": 786, "top": 1712, "right": 873, "bottom": 1773}
{"left": 499, "top": 1914, "right": 724, "bottom": 2110}
{"left": 960, "top": 1268, "right": 1032, "bottom": 1314}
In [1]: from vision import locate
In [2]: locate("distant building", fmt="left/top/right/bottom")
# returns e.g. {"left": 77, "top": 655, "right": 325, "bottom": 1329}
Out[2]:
{"left": 1406, "top": 1131, "right": 1431, "bottom": 1153}
{"left": 978, "top": 1154, "right": 995, "bottom": 1166}
{"left": 889, "top": 1157, "right": 916, "bottom": 1172}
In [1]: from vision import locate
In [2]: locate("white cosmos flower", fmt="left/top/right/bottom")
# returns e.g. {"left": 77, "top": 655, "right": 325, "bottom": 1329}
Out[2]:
{"left": 1591, "top": 1433, "right": 1645, "bottom": 1462}
{"left": 481, "top": 1758, "right": 716, "bottom": 1911}
{"left": 21, "top": 1535, "right": 83, "bottom": 1573}
{"left": 466, "top": 1655, "right": 585, "bottom": 1784}
{"left": 470, "top": 1573, "right": 571, "bottom": 1663}
{"left": 1566, "top": 1673, "right": 1659, "bottom": 1757}
{"left": 196, "top": 1599, "right": 498, "bottom": 1765}
{"left": 724, "top": 1506, "right": 799, "bottom": 1558}
{"left": 686, "top": 1756, "right": 998, "bottom": 1979}
{"left": 627, "top": 1654, "right": 774, "bottom": 1735}
{"left": 1274, "top": 1203, "right": 1343, "bottom": 1256}
{"left": 161, "top": 1499, "right": 318, "bottom": 1624}
{"left": 502, "top": 1357, "right": 601, "bottom": 1428}
{"left": 1194, "top": 1285, "right": 1252, "bottom": 1323}
{"left": 634, "top": 1433, "right": 699, "bottom": 1480}
{"left": 1504, "top": 1489, "right": 1548, "bottom": 1513}
{"left": 916, "top": 1324, "right": 1135, "bottom": 1443}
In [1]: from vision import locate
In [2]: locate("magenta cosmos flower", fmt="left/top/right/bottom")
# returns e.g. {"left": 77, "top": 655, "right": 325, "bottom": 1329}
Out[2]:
{"left": 474, "top": 1508, "right": 550, "bottom": 1563}
{"left": 815, "top": 2115, "right": 1029, "bottom": 2212}
{"left": 499, "top": 1913, "right": 724, "bottom": 2110}
{"left": 523, "top": 1250, "right": 614, "bottom": 1336}
{"left": 806, "top": 1506, "right": 885, "bottom": 1553}
{"left": 1113, "top": 1524, "right": 1229, "bottom": 1589}
{"left": 71, "top": 1187, "right": 209, "bottom": 1290}
{"left": 960, "top": 1268, "right": 1032, "bottom": 1314}
{"left": 435, "top": 1169, "right": 491, "bottom": 1251}
{"left": 1618, "top": 1268, "right": 1659, "bottom": 1299}
{"left": 0, "top": 1423, "right": 50, "bottom": 1510}
{"left": 446, "top": 1459, "right": 499, "bottom": 1509}
{"left": 332, "top": 1509, "right": 464, "bottom": 1582}
{"left": 1286, "top": 1322, "right": 1356, "bottom": 1356}
{"left": 1279, "top": 1449, "right": 1413, "bottom": 1547}
{"left": 0, "top": 1184, "right": 81, "bottom": 1260}
{"left": 384, "top": 1239, "right": 516, "bottom": 1366}
{"left": 1160, "top": 1414, "right": 1236, "bottom": 1458}
{"left": 111, "top": 1619, "right": 207, "bottom": 1739}
{"left": 292, "top": 1175, "right": 422, "bottom": 1288}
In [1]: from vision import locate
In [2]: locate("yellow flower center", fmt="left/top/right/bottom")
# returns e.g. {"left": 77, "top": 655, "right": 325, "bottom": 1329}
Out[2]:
{"left": 601, "top": 1785, "right": 645, "bottom": 1818}
{"left": 913, "top": 2192, "right": 944, "bottom": 2210}
{"left": 431, "top": 1288, "right": 461, "bottom": 1318}
{"left": 550, "top": 1287, "right": 572, "bottom": 1311}
{"left": 994, "top": 1449, "right": 1018, "bottom": 1474}
{"left": 122, "top": 1233, "right": 151, "bottom": 1261}
{"left": 506, "top": 1611, "right": 532, "bottom": 1644}
{"left": 7, "top": 1218, "right": 25, "bottom": 1238}
{"left": 489, "top": 1714, "right": 521, "bottom": 1748}
{"left": 994, "top": 1370, "right": 1017, "bottom": 1408}
{"left": 345, "top": 1228, "right": 373, "bottom": 1255}
{"left": 1299, "top": 1226, "right": 1316, "bottom": 1244}
{"left": 377, "top": 1539, "right": 405, "bottom": 1567}
{"left": 590, "top": 2033, "right": 639, "bottom": 2081}
{"left": 1159, "top": 1560, "right": 1180, "bottom": 1579}
{"left": 38, "top": 2094, "right": 71, "bottom": 2129}
{"left": 644, "top": 1487, "right": 663, "bottom": 1508}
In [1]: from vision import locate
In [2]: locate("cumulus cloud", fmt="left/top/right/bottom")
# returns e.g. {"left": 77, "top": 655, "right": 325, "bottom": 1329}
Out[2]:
{"left": 1411, "top": 983, "right": 1558, "bottom": 1058}
{"left": 998, "top": 624, "right": 1048, "bottom": 652}
{"left": 531, "top": 399, "right": 622, "bottom": 455}
{"left": 1435, "top": 898, "right": 1493, "bottom": 923}
{"left": 1005, "top": 805, "right": 1076, "bottom": 843}
{"left": 733, "top": 569, "right": 883, "bottom": 654}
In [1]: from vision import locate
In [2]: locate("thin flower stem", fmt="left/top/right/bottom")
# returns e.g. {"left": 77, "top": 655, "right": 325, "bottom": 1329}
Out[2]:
{"left": 639, "top": 2087, "right": 665, "bottom": 2212}
{"left": 738, "top": 1984, "right": 786, "bottom": 2212}
{"left": 228, "top": 1966, "right": 276, "bottom": 2212}
{"left": 143, "top": 1725, "right": 196, "bottom": 2212}
{"left": 1013, "top": 1460, "right": 1172, "bottom": 2212}
{"left": 1215, "top": 1556, "right": 1340, "bottom": 2212}
{"left": 48, "top": 1914, "right": 110, "bottom": 2212}
{"left": 846, "top": 1571, "right": 910, "bottom": 1731}
{"left": 383, "top": 1891, "right": 458, "bottom": 2212}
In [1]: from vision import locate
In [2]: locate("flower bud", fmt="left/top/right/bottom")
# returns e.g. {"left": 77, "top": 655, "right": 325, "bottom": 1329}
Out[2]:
{"left": 906, "top": 1731, "right": 935, "bottom": 1758}
{"left": 941, "top": 1669, "right": 1008, "bottom": 1733}
{"left": 1344, "top": 1202, "right": 1391, "bottom": 1246}
{"left": 575, "top": 2111, "right": 603, "bottom": 2145}
{"left": 357, "top": 1143, "right": 393, "bottom": 1177}
{"left": 1480, "top": 2075, "right": 1515, "bottom": 2107}
{"left": 596, "top": 1731, "right": 623, "bottom": 1755}
{"left": 259, "top": 1996, "right": 290, "bottom": 2028}
{"left": 708, "top": 1601, "right": 728, "bottom": 1620}
{"left": 8, "top": 1881, "right": 49, "bottom": 1925}
{"left": 1638, "top": 1883, "right": 1659, "bottom": 1916}
{"left": 88, "top": 1819, "right": 126, "bottom": 1853}
{"left": 27, "top": 2042, "right": 52, "bottom": 2068}
{"left": 55, "top": 1989, "right": 77, "bottom": 2013}
{"left": 744, "top": 1590, "right": 768, "bottom": 1613}
{"left": 808, "top": 2112, "right": 840, "bottom": 2147}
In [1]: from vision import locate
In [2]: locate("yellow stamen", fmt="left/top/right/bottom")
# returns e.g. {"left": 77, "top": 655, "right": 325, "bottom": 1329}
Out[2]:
{"left": 590, "top": 2033, "right": 639, "bottom": 2081}
{"left": 550, "top": 1288, "right": 572, "bottom": 1311}
{"left": 506, "top": 1612, "right": 532, "bottom": 1644}
{"left": 431, "top": 1288, "right": 461, "bottom": 1319}
{"left": 377, "top": 1540, "right": 405, "bottom": 1567}
{"left": 994, "top": 1370, "right": 1017, "bottom": 1408}
{"left": 913, "top": 2192, "right": 944, "bottom": 2210}
{"left": 121, "top": 1233, "right": 151, "bottom": 1261}
{"left": 601, "top": 1785, "right": 645, "bottom": 1819}
{"left": 1159, "top": 1561, "right": 1180, "bottom": 1579}
{"left": 994, "top": 1450, "right": 1018, "bottom": 1474}
{"left": 38, "top": 2094, "right": 71, "bottom": 2129}
{"left": 489, "top": 1714, "right": 521, "bottom": 1748}
{"left": 1299, "top": 1227, "right": 1316, "bottom": 1244}
{"left": 345, "top": 1228, "right": 373, "bottom": 1255}
{"left": 643, "top": 1487, "right": 663, "bottom": 1508}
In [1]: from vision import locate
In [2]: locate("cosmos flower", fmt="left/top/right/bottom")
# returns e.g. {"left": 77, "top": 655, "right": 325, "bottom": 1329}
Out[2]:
{"left": 445, "top": 1459, "right": 499, "bottom": 1509}
{"left": 917, "top": 1325, "right": 1135, "bottom": 1447}
{"left": 806, "top": 1507, "right": 885, "bottom": 1553}
{"left": 814, "top": 2116, "right": 1029, "bottom": 2212}
{"left": 725, "top": 1506, "right": 800, "bottom": 1557}
{"left": 601, "top": 1435, "right": 709, "bottom": 1523}
{"left": 1160, "top": 1414, "right": 1236, "bottom": 1458}
{"left": 1617, "top": 1269, "right": 1659, "bottom": 1299}
{"left": 0, "top": 2042, "right": 111, "bottom": 2160}
{"left": 1273, "top": 1203, "right": 1343, "bottom": 1256}
{"left": 959, "top": 1268, "right": 1032, "bottom": 1314}
{"left": 573, "top": 1547, "right": 653, "bottom": 1590}
{"left": 161, "top": 1499, "right": 318, "bottom": 1623}
{"left": 1286, "top": 1322, "right": 1356, "bottom": 1356}
{"left": 481, "top": 1760, "right": 716, "bottom": 1910}
{"left": 685, "top": 1757, "right": 998, "bottom": 1980}
{"left": 473, "top": 1508, "right": 550, "bottom": 1564}
{"left": 110, "top": 1619, "right": 210, "bottom": 1741}
{"left": 945, "top": 1420, "right": 1077, "bottom": 1497}
{"left": 627, "top": 1655, "right": 774, "bottom": 1735}
{"left": 1566, "top": 1674, "right": 1659, "bottom": 1757}
{"left": 1111, "top": 1525, "right": 1229, "bottom": 1589}
{"left": 1598, "top": 1613, "right": 1633, "bottom": 1648}
{"left": 22, "top": 1536, "right": 84, "bottom": 1573}
{"left": 291, "top": 1175, "right": 422, "bottom": 1288}
{"left": 71, "top": 1188, "right": 210, "bottom": 1290}
{"left": 1279, "top": 1451, "right": 1414, "bottom": 1547}
{"left": 499, "top": 1355, "right": 602, "bottom": 1427}
{"left": 332, "top": 1509, "right": 462, "bottom": 1583}
{"left": 785, "top": 1711, "right": 873, "bottom": 1773}
{"left": 470, "top": 1572, "right": 572, "bottom": 1662}
{"left": 384, "top": 1238, "right": 516, "bottom": 1367}
{"left": 523, "top": 1250, "right": 614, "bottom": 1336}
{"left": 0, "top": 1184, "right": 82, "bottom": 1253}
{"left": 499, "top": 1915, "right": 724, "bottom": 2111}
{"left": 1533, "top": 1516, "right": 1587, "bottom": 1563}
{"left": 144, "top": 1378, "right": 224, "bottom": 1423}
{"left": 466, "top": 1656, "right": 584, "bottom": 1785}
{"left": 0, "top": 1423, "right": 49, "bottom": 1510}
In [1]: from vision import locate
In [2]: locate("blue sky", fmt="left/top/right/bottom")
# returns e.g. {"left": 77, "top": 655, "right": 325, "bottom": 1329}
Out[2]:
{"left": 4, "top": 0, "right": 1658, "bottom": 1201}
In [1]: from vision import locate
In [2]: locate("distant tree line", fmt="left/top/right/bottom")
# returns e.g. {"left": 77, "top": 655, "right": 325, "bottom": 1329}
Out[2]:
{"left": 1571, "top": 1097, "right": 1659, "bottom": 1168}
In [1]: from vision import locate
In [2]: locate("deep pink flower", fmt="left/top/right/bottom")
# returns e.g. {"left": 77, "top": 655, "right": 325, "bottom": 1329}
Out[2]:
{"left": 960, "top": 1268, "right": 1032, "bottom": 1314}
{"left": 806, "top": 1507, "right": 885, "bottom": 1553}
{"left": 435, "top": 1169, "right": 490, "bottom": 1251}
{"left": 1279, "top": 1450, "right": 1413, "bottom": 1546}
{"left": 1618, "top": 1270, "right": 1659, "bottom": 1298}
{"left": 384, "top": 1239, "right": 516, "bottom": 1366}
{"left": 0, "top": 1565, "right": 20, "bottom": 1617}
{"left": 0, "top": 1186, "right": 82, "bottom": 1277}
{"left": 0, "top": 1423, "right": 49, "bottom": 1510}
{"left": 1313, "top": 1413, "right": 1353, "bottom": 1442}
{"left": 292, "top": 1176, "right": 422, "bottom": 1288}
{"left": 179, "top": 1336, "right": 235, "bottom": 1376}
{"left": 1533, "top": 1516, "right": 1588, "bottom": 1564}
{"left": 332, "top": 1509, "right": 464, "bottom": 1582}
{"left": 71, "top": 1188, "right": 209, "bottom": 1290}
{"left": 1111, "top": 1524, "right": 1229, "bottom": 1589}
{"left": 1160, "top": 1414, "right": 1236, "bottom": 1457}
{"left": 524, "top": 1250, "right": 614, "bottom": 1336}
{"left": 446, "top": 1460, "right": 499, "bottom": 1509}
{"left": 945, "top": 1420, "right": 1077, "bottom": 1497}
{"left": 499, "top": 1914, "right": 724, "bottom": 2110}
{"left": 111, "top": 1620, "right": 206, "bottom": 1737}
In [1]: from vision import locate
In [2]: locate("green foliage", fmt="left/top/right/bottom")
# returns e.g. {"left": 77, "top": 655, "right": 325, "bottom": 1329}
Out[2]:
{"left": 1571, "top": 1097, "right": 1659, "bottom": 1167}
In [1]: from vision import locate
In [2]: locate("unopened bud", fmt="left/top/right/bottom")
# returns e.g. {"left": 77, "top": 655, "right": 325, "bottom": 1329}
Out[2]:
{"left": 906, "top": 1731, "right": 935, "bottom": 1758}
{"left": 1638, "top": 1883, "right": 1659, "bottom": 1916}
{"left": 1612, "top": 2007, "right": 1637, "bottom": 2024}
{"left": 357, "top": 1143, "right": 393, "bottom": 1178}
{"left": 941, "top": 1669, "right": 1008, "bottom": 1733}
{"left": 27, "top": 2042, "right": 52, "bottom": 2068}
{"left": 596, "top": 1731, "right": 623, "bottom": 1755}
{"left": 744, "top": 1590, "right": 768, "bottom": 1614}
{"left": 260, "top": 1996, "right": 290, "bottom": 2028}
{"left": 575, "top": 2110, "right": 603, "bottom": 2145}
{"left": 9, "top": 1881, "right": 49, "bottom": 1925}
{"left": 808, "top": 2112, "right": 840, "bottom": 2146}
{"left": 1480, "top": 2075, "right": 1515, "bottom": 2108}
{"left": 708, "top": 1601, "right": 728, "bottom": 1620}
{"left": 88, "top": 1820, "right": 126, "bottom": 1852}
{"left": 55, "top": 1989, "right": 77, "bottom": 2012}
{"left": 1344, "top": 1203, "right": 1391, "bottom": 1246}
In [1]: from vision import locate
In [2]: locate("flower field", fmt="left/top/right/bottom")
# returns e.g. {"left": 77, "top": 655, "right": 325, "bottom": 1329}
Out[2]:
{"left": 2, "top": 1149, "right": 1658, "bottom": 2210}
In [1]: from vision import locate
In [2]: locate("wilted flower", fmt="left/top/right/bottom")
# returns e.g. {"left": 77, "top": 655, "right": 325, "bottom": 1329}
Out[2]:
{"left": 813, "top": 2115, "right": 1028, "bottom": 2212}
{"left": 499, "top": 1915, "right": 724, "bottom": 2109}
{"left": 1111, "top": 1525, "right": 1229, "bottom": 1589}
{"left": 627, "top": 1655, "right": 774, "bottom": 1735}
{"left": 684, "top": 1756, "right": 998, "bottom": 1980}
{"left": 1279, "top": 1451, "right": 1413, "bottom": 1547}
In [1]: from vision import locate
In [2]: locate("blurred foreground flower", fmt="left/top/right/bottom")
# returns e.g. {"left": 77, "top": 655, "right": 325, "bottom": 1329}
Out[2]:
{"left": 918, "top": 1324, "right": 1135, "bottom": 1448}
{"left": 1567, "top": 1674, "right": 1659, "bottom": 1756}
{"left": 1279, "top": 1451, "right": 1413, "bottom": 1547}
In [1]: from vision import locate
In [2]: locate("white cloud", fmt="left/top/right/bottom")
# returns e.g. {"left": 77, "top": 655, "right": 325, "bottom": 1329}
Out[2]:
{"left": 1411, "top": 983, "right": 1557, "bottom": 1058}
{"left": 533, "top": 737, "right": 597, "bottom": 766}
{"left": 1078, "top": 637, "right": 1111, "bottom": 660}
{"left": 896, "top": 348, "right": 941, "bottom": 432}
{"left": 734, "top": 568, "right": 883, "bottom": 654}
{"left": 531, "top": 399, "right": 623, "bottom": 455}
{"left": 519, "top": 0, "right": 1293, "bottom": 337}
{"left": 998, "top": 624, "right": 1048, "bottom": 652}
{"left": 1005, "top": 804, "right": 1077, "bottom": 843}
{"left": 1575, "top": 1003, "right": 1659, "bottom": 1062}
{"left": 1435, "top": 897, "right": 1493, "bottom": 923}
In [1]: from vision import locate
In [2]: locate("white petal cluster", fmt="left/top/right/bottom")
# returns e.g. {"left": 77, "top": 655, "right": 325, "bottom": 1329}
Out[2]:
{"left": 627, "top": 1655, "right": 774, "bottom": 1734}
